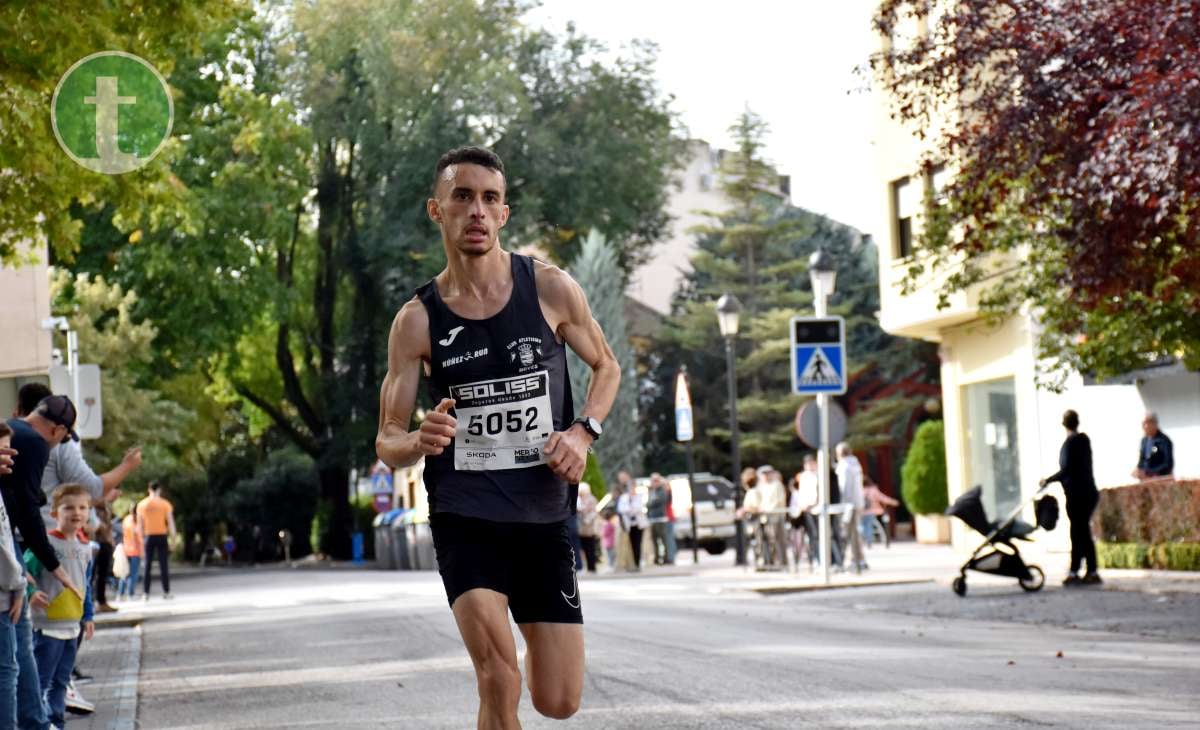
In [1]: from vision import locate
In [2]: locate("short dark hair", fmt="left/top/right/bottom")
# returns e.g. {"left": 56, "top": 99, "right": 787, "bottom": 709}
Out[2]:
{"left": 17, "top": 382, "right": 52, "bottom": 417}
{"left": 432, "top": 146, "right": 505, "bottom": 196}
{"left": 0, "top": 422, "right": 11, "bottom": 440}
{"left": 149, "top": 479, "right": 162, "bottom": 493}
{"left": 1062, "top": 409, "right": 1080, "bottom": 431}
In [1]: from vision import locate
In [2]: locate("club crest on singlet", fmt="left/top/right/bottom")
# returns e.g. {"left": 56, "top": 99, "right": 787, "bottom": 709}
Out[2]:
{"left": 450, "top": 371, "right": 555, "bottom": 471}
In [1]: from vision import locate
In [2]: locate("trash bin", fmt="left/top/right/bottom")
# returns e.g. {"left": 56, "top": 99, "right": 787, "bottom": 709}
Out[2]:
{"left": 373, "top": 512, "right": 394, "bottom": 570}
{"left": 406, "top": 521, "right": 437, "bottom": 571}
{"left": 373, "top": 509, "right": 404, "bottom": 570}
{"left": 390, "top": 509, "right": 411, "bottom": 570}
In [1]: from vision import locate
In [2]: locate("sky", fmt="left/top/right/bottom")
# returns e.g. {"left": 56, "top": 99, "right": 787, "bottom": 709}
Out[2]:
{"left": 526, "top": 0, "right": 881, "bottom": 235}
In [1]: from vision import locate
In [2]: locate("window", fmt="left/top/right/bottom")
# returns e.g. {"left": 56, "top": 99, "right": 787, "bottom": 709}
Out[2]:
{"left": 964, "top": 379, "right": 1022, "bottom": 520}
{"left": 928, "top": 163, "right": 950, "bottom": 204}
{"left": 891, "top": 176, "right": 918, "bottom": 259}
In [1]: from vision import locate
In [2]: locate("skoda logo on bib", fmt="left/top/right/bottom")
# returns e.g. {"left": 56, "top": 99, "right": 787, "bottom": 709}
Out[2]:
{"left": 451, "top": 372, "right": 555, "bottom": 471}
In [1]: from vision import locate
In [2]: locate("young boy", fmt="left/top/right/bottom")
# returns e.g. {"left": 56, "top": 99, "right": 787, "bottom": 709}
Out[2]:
{"left": 25, "top": 483, "right": 94, "bottom": 728}
{"left": 0, "top": 422, "right": 28, "bottom": 726}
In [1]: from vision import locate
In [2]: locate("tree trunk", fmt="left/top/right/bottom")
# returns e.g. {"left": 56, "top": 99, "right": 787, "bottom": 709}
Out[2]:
{"left": 318, "top": 461, "right": 353, "bottom": 559}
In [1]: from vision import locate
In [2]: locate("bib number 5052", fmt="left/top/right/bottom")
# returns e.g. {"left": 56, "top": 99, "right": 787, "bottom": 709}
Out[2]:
{"left": 467, "top": 407, "right": 539, "bottom": 437}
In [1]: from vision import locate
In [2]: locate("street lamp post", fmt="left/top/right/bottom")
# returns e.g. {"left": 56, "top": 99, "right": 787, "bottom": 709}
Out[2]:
{"left": 716, "top": 293, "right": 747, "bottom": 566}
{"left": 808, "top": 249, "right": 837, "bottom": 585}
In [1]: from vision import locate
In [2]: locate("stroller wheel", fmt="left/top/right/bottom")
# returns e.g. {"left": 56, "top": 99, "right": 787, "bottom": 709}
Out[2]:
{"left": 1019, "top": 565, "right": 1045, "bottom": 592}
{"left": 952, "top": 576, "right": 967, "bottom": 597}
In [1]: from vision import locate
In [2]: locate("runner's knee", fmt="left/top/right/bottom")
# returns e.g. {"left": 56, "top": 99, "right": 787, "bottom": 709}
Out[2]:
{"left": 531, "top": 689, "right": 579, "bottom": 720}
{"left": 477, "top": 655, "right": 521, "bottom": 704}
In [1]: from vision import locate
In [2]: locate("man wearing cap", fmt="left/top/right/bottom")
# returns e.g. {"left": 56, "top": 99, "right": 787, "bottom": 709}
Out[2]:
{"left": 12, "top": 384, "right": 142, "bottom": 529}
{"left": 2, "top": 394, "right": 87, "bottom": 729}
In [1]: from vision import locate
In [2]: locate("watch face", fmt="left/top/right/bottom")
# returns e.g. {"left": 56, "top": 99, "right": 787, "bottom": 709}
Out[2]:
{"left": 589, "top": 417, "right": 602, "bottom": 435}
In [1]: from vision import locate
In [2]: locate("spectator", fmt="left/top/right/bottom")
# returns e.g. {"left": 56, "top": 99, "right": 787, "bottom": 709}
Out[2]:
{"left": 0, "top": 426, "right": 26, "bottom": 728}
{"left": 4, "top": 394, "right": 84, "bottom": 730}
{"left": 835, "top": 443, "right": 867, "bottom": 573}
{"left": 753, "top": 466, "right": 788, "bottom": 568}
{"left": 576, "top": 484, "right": 599, "bottom": 574}
{"left": 13, "top": 383, "right": 142, "bottom": 533}
{"left": 91, "top": 502, "right": 116, "bottom": 613}
{"left": 138, "top": 481, "right": 176, "bottom": 600}
{"left": 0, "top": 422, "right": 13, "bottom": 477}
{"left": 646, "top": 474, "right": 670, "bottom": 566}
{"left": 1132, "top": 412, "right": 1174, "bottom": 480}
{"left": 861, "top": 481, "right": 899, "bottom": 547}
{"left": 26, "top": 483, "right": 95, "bottom": 730}
{"left": 1041, "top": 409, "right": 1101, "bottom": 586}
{"left": 789, "top": 456, "right": 821, "bottom": 566}
{"left": 118, "top": 505, "right": 143, "bottom": 600}
{"left": 601, "top": 513, "right": 617, "bottom": 571}
{"left": 617, "top": 481, "right": 647, "bottom": 572}
{"left": 663, "top": 479, "right": 678, "bottom": 565}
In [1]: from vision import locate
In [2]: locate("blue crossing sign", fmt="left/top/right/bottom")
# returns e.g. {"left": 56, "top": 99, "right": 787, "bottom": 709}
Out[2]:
{"left": 790, "top": 316, "right": 846, "bottom": 395}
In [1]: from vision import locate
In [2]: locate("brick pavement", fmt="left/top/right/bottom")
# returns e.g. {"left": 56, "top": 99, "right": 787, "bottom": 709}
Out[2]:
{"left": 67, "top": 625, "right": 140, "bottom": 730}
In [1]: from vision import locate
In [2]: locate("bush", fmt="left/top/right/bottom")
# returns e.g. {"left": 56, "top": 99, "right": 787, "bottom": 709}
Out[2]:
{"left": 225, "top": 448, "right": 320, "bottom": 561}
{"left": 1097, "top": 541, "right": 1200, "bottom": 571}
{"left": 1095, "top": 479, "right": 1200, "bottom": 543}
{"left": 900, "top": 420, "right": 948, "bottom": 515}
{"left": 581, "top": 452, "right": 605, "bottom": 499}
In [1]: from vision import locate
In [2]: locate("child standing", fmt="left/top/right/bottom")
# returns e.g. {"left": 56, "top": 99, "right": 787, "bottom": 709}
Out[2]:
{"left": 25, "top": 483, "right": 94, "bottom": 729}
{"left": 601, "top": 513, "right": 617, "bottom": 570}
{"left": 0, "top": 422, "right": 28, "bottom": 727}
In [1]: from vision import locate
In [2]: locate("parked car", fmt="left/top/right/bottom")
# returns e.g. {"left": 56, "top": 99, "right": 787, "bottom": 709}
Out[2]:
{"left": 667, "top": 472, "right": 737, "bottom": 555}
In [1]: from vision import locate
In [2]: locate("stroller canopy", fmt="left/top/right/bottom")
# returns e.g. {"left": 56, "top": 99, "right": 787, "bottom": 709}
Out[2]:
{"left": 946, "top": 486, "right": 990, "bottom": 535}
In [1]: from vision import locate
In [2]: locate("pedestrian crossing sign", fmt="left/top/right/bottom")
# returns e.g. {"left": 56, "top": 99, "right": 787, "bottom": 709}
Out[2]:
{"left": 790, "top": 316, "right": 846, "bottom": 395}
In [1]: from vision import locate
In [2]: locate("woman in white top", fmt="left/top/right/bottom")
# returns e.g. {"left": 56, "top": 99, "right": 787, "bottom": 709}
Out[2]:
{"left": 616, "top": 485, "right": 647, "bottom": 571}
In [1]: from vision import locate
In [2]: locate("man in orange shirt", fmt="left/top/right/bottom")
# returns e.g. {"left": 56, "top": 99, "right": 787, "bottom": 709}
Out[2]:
{"left": 137, "top": 481, "right": 176, "bottom": 600}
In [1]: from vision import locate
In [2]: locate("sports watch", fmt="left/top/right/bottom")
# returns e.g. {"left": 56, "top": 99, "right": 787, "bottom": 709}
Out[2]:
{"left": 571, "top": 416, "right": 603, "bottom": 441}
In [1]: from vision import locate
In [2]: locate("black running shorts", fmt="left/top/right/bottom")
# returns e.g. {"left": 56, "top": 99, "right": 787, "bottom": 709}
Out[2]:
{"left": 429, "top": 512, "right": 583, "bottom": 624}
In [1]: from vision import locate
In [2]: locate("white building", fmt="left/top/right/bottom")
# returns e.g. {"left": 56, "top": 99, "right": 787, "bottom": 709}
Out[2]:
{"left": 0, "top": 245, "right": 53, "bottom": 415}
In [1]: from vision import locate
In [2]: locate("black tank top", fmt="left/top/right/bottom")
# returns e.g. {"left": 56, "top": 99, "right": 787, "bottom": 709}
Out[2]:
{"left": 416, "top": 253, "right": 575, "bottom": 523}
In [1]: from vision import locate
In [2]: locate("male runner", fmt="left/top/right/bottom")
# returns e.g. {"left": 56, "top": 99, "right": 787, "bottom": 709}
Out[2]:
{"left": 376, "top": 146, "right": 619, "bottom": 729}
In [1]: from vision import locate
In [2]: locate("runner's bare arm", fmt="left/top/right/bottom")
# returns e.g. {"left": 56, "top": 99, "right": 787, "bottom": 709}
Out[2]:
{"left": 375, "top": 299, "right": 457, "bottom": 469}
{"left": 536, "top": 262, "right": 620, "bottom": 482}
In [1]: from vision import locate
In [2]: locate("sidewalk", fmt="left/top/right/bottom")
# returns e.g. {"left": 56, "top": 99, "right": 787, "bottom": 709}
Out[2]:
{"left": 69, "top": 625, "right": 139, "bottom": 730}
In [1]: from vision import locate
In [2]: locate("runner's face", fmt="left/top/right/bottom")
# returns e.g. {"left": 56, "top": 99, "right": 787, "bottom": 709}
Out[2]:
{"left": 429, "top": 163, "right": 509, "bottom": 257}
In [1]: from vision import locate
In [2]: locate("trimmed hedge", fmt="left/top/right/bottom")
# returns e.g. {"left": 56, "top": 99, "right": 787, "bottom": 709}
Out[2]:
{"left": 1094, "top": 479, "right": 1200, "bottom": 543}
{"left": 1098, "top": 542, "right": 1200, "bottom": 571}
{"left": 901, "top": 420, "right": 949, "bottom": 515}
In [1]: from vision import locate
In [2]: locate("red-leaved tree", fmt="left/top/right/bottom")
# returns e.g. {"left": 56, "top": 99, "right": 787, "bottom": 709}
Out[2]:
{"left": 871, "top": 0, "right": 1200, "bottom": 387}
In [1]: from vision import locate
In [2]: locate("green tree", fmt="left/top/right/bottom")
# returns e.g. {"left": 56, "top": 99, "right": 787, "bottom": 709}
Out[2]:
{"left": 567, "top": 231, "right": 641, "bottom": 484}
{"left": 69, "top": 1, "right": 682, "bottom": 557}
{"left": 0, "top": 1, "right": 240, "bottom": 266}
{"left": 641, "top": 111, "right": 938, "bottom": 479}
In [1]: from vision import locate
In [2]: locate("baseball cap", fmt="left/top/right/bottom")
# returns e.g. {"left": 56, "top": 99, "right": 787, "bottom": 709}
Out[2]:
{"left": 36, "top": 395, "right": 79, "bottom": 442}
{"left": 756, "top": 465, "right": 776, "bottom": 478}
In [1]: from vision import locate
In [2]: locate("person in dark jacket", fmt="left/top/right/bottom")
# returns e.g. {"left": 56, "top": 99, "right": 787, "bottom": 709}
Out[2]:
{"left": 1132, "top": 412, "right": 1174, "bottom": 480}
{"left": 1040, "top": 409, "right": 1101, "bottom": 586}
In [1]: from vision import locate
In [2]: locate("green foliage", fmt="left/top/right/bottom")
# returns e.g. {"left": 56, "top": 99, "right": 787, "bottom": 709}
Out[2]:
{"left": 224, "top": 448, "right": 320, "bottom": 560}
{"left": 0, "top": 0, "right": 241, "bottom": 266}
{"left": 1097, "top": 542, "right": 1200, "bottom": 572}
{"left": 900, "top": 420, "right": 948, "bottom": 515}
{"left": 567, "top": 231, "right": 641, "bottom": 483}
{"left": 580, "top": 452, "right": 606, "bottom": 499}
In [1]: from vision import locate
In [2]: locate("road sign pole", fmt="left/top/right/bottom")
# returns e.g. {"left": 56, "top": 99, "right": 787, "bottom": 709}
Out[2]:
{"left": 686, "top": 441, "right": 698, "bottom": 565}
{"left": 814, "top": 291, "right": 832, "bottom": 585}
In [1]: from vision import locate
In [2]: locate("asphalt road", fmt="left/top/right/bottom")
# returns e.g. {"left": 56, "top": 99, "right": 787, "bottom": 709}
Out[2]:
{"left": 135, "top": 567, "right": 1200, "bottom": 729}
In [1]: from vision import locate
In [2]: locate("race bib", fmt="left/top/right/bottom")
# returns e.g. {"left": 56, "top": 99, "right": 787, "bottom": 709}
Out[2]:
{"left": 450, "top": 371, "right": 555, "bottom": 471}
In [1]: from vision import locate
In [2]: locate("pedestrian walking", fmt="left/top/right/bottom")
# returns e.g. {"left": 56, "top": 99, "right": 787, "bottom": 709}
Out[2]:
{"left": 835, "top": 443, "right": 868, "bottom": 573}
{"left": 25, "top": 484, "right": 95, "bottom": 730}
{"left": 375, "top": 146, "right": 619, "bottom": 725}
{"left": 138, "top": 481, "right": 176, "bottom": 599}
{"left": 1132, "top": 412, "right": 1173, "bottom": 480}
{"left": 118, "top": 506, "right": 143, "bottom": 599}
{"left": 1041, "top": 409, "right": 1102, "bottom": 586}
{"left": 576, "top": 484, "right": 599, "bottom": 573}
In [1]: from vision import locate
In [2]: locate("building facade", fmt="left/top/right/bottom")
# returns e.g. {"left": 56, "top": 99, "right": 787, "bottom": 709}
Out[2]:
{"left": 0, "top": 249, "right": 53, "bottom": 416}
{"left": 869, "top": 12, "right": 1198, "bottom": 550}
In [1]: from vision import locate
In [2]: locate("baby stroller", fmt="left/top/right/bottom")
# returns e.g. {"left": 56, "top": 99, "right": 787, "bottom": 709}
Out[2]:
{"left": 944, "top": 485, "right": 1059, "bottom": 597}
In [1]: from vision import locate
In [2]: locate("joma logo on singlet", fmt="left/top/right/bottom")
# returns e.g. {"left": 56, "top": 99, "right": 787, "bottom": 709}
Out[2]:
{"left": 452, "top": 376, "right": 544, "bottom": 404}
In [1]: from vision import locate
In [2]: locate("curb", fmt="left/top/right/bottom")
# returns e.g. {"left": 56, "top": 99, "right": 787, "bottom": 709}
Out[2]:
{"left": 749, "top": 578, "right": 935, "bottom": 595}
